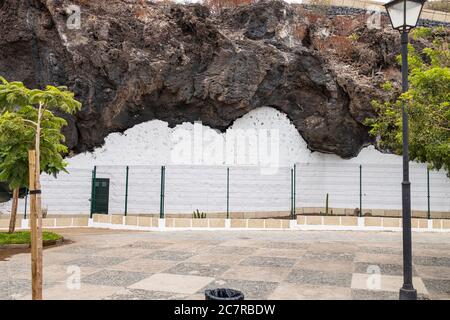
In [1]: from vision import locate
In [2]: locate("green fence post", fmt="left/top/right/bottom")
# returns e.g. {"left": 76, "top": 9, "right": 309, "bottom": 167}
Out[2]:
{"left": 227, "top": 167, "right": 230, "bottom": 219}
{"left": 160, "top": 166, "right": 165, "bottom": 219}
{"left": 90, "top": 166, "right": 97, "bottom": 218}
{"left": 24, "top": 188, "right": 28, "bottom": 219}
{"left": 290, "top": 168, "right": 294, "bottom": 219}
{"left": 359, "top": 165, "right": 362, "bottom": 217}
{"left": 124, "top": 166, "right": 129, "bottom": 216}
{"left": 427, "top": 167, "right": 430, "bottom": 219}
{"left": 294, "top": 164, "right": 297, "bottom": 219}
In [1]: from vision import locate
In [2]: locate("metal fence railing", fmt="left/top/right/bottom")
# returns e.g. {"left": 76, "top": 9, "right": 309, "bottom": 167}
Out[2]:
{"left": 1, "top": 163, "right": 449, "bottom": 218}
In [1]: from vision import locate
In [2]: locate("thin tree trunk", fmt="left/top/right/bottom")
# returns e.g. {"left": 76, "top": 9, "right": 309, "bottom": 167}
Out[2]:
{"left": 30, "top": 102, "right": 43, "bottom": 300}
{"left": 8, "top": 188, "right": 19, "bottom": 233}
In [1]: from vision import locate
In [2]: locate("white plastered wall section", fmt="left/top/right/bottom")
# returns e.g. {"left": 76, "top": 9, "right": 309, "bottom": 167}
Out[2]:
{"left": 0, "top": 107, "right": 449, "bottom": 215}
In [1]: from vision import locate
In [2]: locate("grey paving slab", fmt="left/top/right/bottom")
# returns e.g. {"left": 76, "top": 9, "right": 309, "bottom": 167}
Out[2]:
{"left": 239, "top": 256, "right": 297, "bottom": 268}
{"left": 142, "top": 250, "right": 195, "bottom": 261}
{"left": 261, "top": 242, "right": 306, "bottom": 250}
{"left": 353, "top": 262, "right": 416, "bottom": 276}
{"left": 165, "top": 262, "right": 230, "bottom": 278}
{"left": 358, "top": 246, "right": 403, "bottom": 255}
{"left": 200, "top": 279, "right": 279, "bottom": 300}
{"left": 0, "top": 278, "right": 31, "bottom": 300}
{"left": 351, "top": 289, "right": 399, "bottom": 300}
{"left": 303, "top": 251, "right": 354, "bottom": 262}
{"left": 422, "top": 278, "right": 450, "bottom": 295}
{"left": 122, "top": 241, "right": 173, "bottom": 250}
{"left": 106, "top": 288, "right": 188, "bottom": 300}
{"left": 210, "top": 246, "right": 256, "bottom": 255}
{"left": 286, "top": 269, "right": 353, "bottom": 287}
{"left": 82, "top": 269, "right": 149, "bottom": 287}
{"left": 64, "top": 256, "right": 126, "bottom": 267}
{"left": 56, "top": 245, "right": 112, "bottom": 255}
{"left": 415, "top": 265, "right": 450, "bottom": 280}
{"left": 413, "top": 256, "right": 450, "bottom": 267}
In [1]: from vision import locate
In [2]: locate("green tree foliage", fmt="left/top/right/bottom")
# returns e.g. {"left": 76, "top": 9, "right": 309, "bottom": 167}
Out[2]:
{"left": 0, "top": 77, "right": 81, "bottom": 189}
{"left": 366, "top": 27, "right": 450, "bottom": 175}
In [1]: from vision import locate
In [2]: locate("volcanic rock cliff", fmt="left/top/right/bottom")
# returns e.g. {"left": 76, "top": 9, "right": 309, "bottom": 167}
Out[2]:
{"left": 0, "top": 0, "right": 411, "bottom": 158}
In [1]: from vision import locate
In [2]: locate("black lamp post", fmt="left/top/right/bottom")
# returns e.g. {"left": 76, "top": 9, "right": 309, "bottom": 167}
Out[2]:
{"left": 383, "top": 0, "right": 427, "bottom": 301}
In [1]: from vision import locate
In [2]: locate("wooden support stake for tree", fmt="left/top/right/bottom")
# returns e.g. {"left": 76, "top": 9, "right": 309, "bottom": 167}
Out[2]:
{"left": 8, "top": 188, "right": 19, "bottom": 233}
{"left": 28, "top": 149, "right": 42, "bottom": 300}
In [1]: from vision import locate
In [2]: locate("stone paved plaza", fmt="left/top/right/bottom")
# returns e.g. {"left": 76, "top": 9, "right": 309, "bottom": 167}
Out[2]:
{"left": 1, "top": 228, "right": 450, "bottom": 300}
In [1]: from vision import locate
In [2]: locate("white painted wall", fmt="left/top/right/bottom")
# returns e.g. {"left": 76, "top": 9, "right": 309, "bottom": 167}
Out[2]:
{"left": 0, "top": 107, "right": 448, "bottom": 215}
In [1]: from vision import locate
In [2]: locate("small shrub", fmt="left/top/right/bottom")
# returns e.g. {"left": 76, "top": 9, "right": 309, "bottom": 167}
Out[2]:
{"left": 328, "top": 35, "right": 355, "bottom": 59}
{"left": 193, "top": 209, "right": 206, "bottom": 219}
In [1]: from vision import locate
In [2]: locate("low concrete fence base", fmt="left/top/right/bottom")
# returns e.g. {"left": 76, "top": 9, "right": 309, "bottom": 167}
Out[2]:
{"left": 0, "top": 216, "right": 89, "bottom": 230}
{"left": 1, "top": 215, "right": 449, "bottom": 232}
{"left": 87, "top": 214, "right": 450, "bottom": 233}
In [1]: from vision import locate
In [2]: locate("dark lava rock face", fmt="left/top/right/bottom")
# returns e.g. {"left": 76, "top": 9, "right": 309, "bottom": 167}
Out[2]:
{"left": 0, "top": 0, "right": 403, "bottom": 158}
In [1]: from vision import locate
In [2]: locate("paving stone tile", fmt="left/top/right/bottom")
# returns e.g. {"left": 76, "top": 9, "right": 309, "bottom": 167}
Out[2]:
{"left": 20, "top": 283, "right": 122, "bottom": 300}
{"left": 269, "top": 283, "right": 351, "bottom": 300}
{"left": 106, "top": 288, "right": 188, "bottom": 300}
{"left": 95, "top": 247, "right": 151, "bottom": 258}
{"left": 351, "top": 289, "right": 398, "bottom": 300}
{"left": 254, "top": 248, "right": 307, "bottom": 259}
{"left": 121, "top": 241, "right": 173, "bottom": 250}
{"left": 64, "top": 256, "right": 126, "bottom": 267}
{"left": 82, "top": 270, "right": 149, "bottom": 287}
{"left": 186, "top": 253, "right": 246, "bottom": 265}
{"left": 308, "top": 242, "right": 358, "bottom": 253}
{"left": 57, "top": 245, "right": 112, "bottom": 255}
{"left": 142, "top": 250, "right": 195, "bottom": 261}
{"left": 415, "top": 265, "right": 450, "bottom": 280}
{"left": 209, "top": 246, "right": 255, "bottom": 255}
{"left": 165, "top": 262, "right": 230, "bottom": 277}
{"left": 129, "top": 273, "right": 214, "bottom": 294}
{"left": 222, "top": 266, "right": 291, "bottom": 282}
{"left": 351, "top": 273, "right": 428, "bottom": 295}
{"left": 353, "top": 262, "right": 416, "bottom": 276}
{"left": 0, "top": 278, "right": 31, "bottom": 300}
{"left": 303, "top": 251, "right": 354, "bottom": 262}
{"left": 295, "top": 259, "right": 353, "bottom": 273}
{"left": 200, "top": 279, "right": 279, "bottom": 300}
{"left": 261, "top": 242, "right": 304, "bottom": 250}
{"left": 286, "top": 269, "right": 352, "bottom": 287}
{"left": 108, "top": 259, "right": 177, "bottom": 274}
{"left": 413, "top": 256, "right": 450, "bottom": 267}
{"left": 354, "top": 252, "right": 403, "bottom": 265}
{"left": 422, "top": 278, "right": 450, "bottom": 294}
{"left": 358, "top": 246, "right": 402, "bottom": 255}
{"left": 239, "top": 256, "right": 297, "bottom": 268}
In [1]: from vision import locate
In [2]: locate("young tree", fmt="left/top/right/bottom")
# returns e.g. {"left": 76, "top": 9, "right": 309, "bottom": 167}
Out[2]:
{"left": 366, "top": 27, "right": 450, "bottom": 176}
{"left": 0, "top": 78, "right": 31, "bottom": 232}
{"left": 0, "top": 106, "right": 70, "bottom": 232}
{"left": 0, "top": 77, "right": 81, "bottom": 299}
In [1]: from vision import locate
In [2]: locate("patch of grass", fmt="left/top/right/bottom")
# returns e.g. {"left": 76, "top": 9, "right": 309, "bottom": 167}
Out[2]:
{"left": 0, "top": 231, "right": 62, "bottom": 245}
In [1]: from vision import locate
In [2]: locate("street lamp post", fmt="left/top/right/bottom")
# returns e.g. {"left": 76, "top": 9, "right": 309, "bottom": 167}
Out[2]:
{"left": 383, "top": 0, "right": 427, "bottom": 301}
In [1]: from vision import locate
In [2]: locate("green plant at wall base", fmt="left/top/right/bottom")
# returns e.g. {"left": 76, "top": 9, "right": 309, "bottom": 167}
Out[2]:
{"left": 193, "top": 209, "right": 206, "bottom": 219}
{"left": 365, "top": 28, "right": 450, "bottom": 176}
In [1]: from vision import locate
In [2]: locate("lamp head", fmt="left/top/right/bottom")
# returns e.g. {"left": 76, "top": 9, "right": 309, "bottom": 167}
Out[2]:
{"left": 384, "top": 0, "right": 427, "bottom": 32}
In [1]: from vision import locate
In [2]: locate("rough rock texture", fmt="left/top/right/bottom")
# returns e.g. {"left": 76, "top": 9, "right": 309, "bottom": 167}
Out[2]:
{"left": 0, "top": 0, "right": 412, "bottom": 158}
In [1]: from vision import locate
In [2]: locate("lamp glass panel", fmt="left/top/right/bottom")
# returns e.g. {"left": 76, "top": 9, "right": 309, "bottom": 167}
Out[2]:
{"left": 405, "top": 1, "right": 423, "bottom": 27}
{"left": 387, "top": 1, "right": 406, "bottom": 29}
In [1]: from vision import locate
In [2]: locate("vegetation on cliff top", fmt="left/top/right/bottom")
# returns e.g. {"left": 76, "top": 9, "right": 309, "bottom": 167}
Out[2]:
{"left": 366, "top": 27, "right": 450, "bottom": 176}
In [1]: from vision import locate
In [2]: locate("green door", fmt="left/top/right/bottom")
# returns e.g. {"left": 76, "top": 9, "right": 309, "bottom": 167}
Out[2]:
{"left": 93, "top": 178, "right": 110, "bottom": 214}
